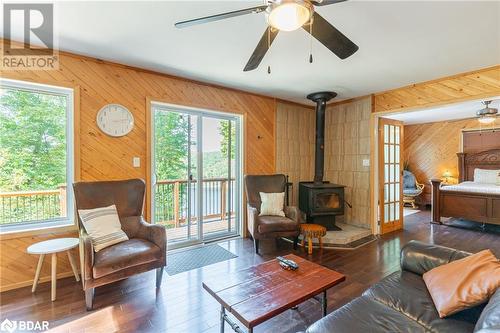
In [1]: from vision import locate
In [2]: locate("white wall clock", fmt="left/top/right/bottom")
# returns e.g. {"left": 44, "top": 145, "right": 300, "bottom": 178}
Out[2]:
{"left": 96, "top": 104, "right": 134, "bottom": 137}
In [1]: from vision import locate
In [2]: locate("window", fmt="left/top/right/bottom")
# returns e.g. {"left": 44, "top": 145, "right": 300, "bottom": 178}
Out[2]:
{"left": 0, "top": 79, "right": 74, "bottom": 232}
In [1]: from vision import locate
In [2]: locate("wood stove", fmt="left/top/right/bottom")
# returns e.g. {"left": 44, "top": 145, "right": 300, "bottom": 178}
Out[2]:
{"left": 299, "top": 91, "right": 346, "bottom": 231}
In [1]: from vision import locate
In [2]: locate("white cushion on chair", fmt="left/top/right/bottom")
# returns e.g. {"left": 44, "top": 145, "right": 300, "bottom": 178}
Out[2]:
{"left": 78, "top": 205, "right": 129, "bottom": 252}
{"left": 259, "top": 192, "right": 285, "bottom": 217}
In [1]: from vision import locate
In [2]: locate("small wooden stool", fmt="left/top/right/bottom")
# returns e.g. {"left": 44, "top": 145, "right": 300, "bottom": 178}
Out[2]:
{"left": 300, "top": 224, "right": 327, "bottom": 255}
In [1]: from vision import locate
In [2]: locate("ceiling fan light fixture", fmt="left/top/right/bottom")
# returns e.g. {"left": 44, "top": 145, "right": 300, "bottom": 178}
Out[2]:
{"left": 476, "top": 100, "right": 498, "bottom": 124}
{"left": 267, "top": 1, "right": 313, "bottom": 32}
{"left": 478, "top": 115, "right": 496, "bottom": 124}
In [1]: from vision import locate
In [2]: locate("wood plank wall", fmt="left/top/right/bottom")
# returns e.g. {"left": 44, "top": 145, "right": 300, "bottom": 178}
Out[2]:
{"left": 403, "top": 118, "right": 499, "bottom": 205}
{"left": 325, "top": 97, "right": 372, "bottom": 229}
{"left": 373, "top": 65, "right": 500, "bottom": 113}
{"left": 0, "top": 41, "right": 276, "bottom": 292}
{"left": 275, "top": 102, "right": 315, "bottom": 206}
{"left": 275, "top": 97, "right": 372, "bottom": 229}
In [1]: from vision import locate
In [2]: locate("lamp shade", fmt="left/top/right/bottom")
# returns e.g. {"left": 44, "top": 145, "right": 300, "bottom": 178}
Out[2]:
{"left": 442, "top": 170, "right": 452, "bottom": 178}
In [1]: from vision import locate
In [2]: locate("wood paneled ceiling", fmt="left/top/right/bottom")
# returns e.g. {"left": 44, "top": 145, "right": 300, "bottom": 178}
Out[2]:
{"left": 2, "top": 1, "right": 498, "bottom": 103}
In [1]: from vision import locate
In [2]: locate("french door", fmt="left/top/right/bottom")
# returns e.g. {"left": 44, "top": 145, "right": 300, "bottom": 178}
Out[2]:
{"left": 378, "top": 118, "right": 404, "bottom": 234}
{"left": 150, "top": 103, "right": 242, "bottom": 249}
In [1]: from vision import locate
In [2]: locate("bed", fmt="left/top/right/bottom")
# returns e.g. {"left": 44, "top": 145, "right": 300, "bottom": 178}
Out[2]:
{"left": 430, "top": 148, "right": 500, "bottom": 226}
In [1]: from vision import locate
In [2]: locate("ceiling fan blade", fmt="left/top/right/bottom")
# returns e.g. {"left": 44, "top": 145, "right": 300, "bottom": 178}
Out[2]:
{"left": 243, "top": 27, "right": 279, "bottom": 72}
{"left": 303, "top": 11, "right": 358, "bottom": 59}
{"left": 175, "top": 5, "right": 268, "bottom": 28}
{"left": 311, "top": 0, "right": 348, "bottom": 6}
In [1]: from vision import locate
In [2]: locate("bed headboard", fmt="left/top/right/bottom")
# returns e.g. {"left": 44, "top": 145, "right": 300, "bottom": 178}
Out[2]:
{"left": 457, "top": 148, "right": 500, "bottom": 182}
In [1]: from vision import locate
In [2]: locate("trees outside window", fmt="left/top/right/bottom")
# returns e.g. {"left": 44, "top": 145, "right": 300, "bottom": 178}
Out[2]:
{"left": 0, "top": 81, "right": 73, "bottom": 227}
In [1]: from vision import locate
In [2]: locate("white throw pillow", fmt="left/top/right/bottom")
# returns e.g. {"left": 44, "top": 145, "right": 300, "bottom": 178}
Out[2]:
{"left": 78, "top": 204, "right": 129, "bottom": 252}
{"left": 473, "top": 168, "right": 500, "bottom": 185}
{"left": 259, "top": 192, "right": 285, "bottom": 217}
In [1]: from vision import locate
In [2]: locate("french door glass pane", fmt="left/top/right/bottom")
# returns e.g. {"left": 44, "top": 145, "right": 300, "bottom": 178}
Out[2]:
{"left": 381, "top": 120, "right": 403, "bottom": 228}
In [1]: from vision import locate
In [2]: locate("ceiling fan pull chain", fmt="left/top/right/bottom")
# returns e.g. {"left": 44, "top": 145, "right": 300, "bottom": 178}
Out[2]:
{"left": 309, "top": 19, "right": 314, "bottom": 63}
{"left": 268, "top": 27, "right": 272, "bottom": 74}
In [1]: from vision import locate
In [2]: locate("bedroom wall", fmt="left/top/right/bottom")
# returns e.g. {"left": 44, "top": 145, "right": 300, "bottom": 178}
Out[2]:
{"left": 0, "top": 40, "right": 276, "bottom": 291}
{"left": 403, "top": 118, "right": 498, "bottom": 205}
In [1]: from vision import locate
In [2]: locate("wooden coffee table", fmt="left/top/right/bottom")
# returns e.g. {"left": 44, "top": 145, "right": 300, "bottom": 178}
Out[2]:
{"left": 202, "top": 254, "right": 345, "bottom": 333}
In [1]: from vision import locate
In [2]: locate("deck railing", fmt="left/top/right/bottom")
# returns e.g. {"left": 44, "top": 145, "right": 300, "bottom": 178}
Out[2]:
{"left": 155, "top": 178, "right": 235, "bottom": 228}
{"left": 0, "top": 179, "right": 235, "bottom": 227}
{"left": 0, "top": 185, "right": 67, "bottom": 224}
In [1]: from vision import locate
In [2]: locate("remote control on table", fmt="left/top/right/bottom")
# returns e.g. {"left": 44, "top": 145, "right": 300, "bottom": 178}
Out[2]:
{"left": 276, "top": 256, "right": 299, "bottom": 270}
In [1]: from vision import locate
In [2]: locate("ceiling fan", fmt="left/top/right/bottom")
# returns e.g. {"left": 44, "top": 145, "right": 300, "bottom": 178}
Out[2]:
{"left": 477, "top": 100, "right": 498, "bottom": 124}
{"left": 175, "top": 0, "right": 359, "bottom": 72}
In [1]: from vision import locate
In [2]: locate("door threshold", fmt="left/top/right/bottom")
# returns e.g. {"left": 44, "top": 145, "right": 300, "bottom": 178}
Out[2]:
{"left": 167, "top": 234, "right": 241, "bottom": 253}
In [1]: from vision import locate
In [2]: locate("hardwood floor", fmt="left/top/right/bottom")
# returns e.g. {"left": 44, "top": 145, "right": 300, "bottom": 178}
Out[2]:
{"left": 1, "top": 210, "right": 499, "bottom": 333}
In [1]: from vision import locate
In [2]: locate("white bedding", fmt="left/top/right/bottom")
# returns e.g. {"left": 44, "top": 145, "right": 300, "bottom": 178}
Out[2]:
{"left": 441, "top": 181, "right": 500, "bottom": 195}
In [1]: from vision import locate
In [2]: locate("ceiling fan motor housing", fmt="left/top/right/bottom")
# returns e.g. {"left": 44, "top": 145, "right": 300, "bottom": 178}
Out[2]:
{"left": 476, "top": 101, "right": 498, "bottom": 117}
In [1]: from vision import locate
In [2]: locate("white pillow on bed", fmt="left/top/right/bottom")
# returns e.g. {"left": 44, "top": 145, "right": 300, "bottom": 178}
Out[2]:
{"left": 473, "top": 168, "right": 500, "bottom": 185}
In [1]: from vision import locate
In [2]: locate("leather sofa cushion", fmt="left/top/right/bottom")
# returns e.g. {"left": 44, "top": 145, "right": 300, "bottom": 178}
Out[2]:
{"left": 400, "top": 241, "right": 470, "bottom": 276}
{"left": 306, "top": 295, "right": 426, "bottom": 333}
{"left": 474, "top": 288, "right": 500, "bottom": 332}
{"left": 257, "top": 215, "right": 298, "bottom": 233}
{"left": 93, "top": 238, "right": 161, "bottom": 278}
{"left": 423, "top": 249, "right": 500, "bottom": 318}
{"left": 364, "top": 271, "right": 481, "bottom": 333}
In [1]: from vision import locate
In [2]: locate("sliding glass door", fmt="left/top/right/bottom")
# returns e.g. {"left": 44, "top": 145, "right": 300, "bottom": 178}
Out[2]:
{"left": 151, "top": 103, "right": 242, "bottom": 249}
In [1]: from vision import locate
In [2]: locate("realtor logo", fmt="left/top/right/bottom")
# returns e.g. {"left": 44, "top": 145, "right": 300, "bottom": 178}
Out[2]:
{"left": 0, "top": 319, "right": 16, "bottom": 333}
{"left": 1, "top": 3, "right": 59, "bottom": 70}
{"left": 0, "top": 318, "right": 49, "bottom": 332}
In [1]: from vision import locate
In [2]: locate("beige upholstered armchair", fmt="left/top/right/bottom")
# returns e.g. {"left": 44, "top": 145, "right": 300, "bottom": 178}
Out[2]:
{"left": 73, "top": 179, "right": 166, "bottom": 310}
{"left": 244, "top": 174, "right": 300, "bottom": 254}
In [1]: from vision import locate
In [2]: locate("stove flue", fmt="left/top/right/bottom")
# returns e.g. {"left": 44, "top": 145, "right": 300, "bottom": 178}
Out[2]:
{"left": 299, "top": 91, "right": 345, "bottom": 231}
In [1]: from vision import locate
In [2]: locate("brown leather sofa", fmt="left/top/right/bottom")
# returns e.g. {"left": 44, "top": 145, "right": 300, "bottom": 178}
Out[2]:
{"left": 73, "top": 179, "right": 166, "bottom": 310}
{"left": 306, "top": 241, "right": 500, "bottom": 333}
{"left": 244, "top": 174, "right": 300, "bottom": 254}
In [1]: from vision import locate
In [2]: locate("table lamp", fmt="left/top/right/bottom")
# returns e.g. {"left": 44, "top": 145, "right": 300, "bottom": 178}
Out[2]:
{"left": 442, "top": 170, "right": 452, "bottom": 184}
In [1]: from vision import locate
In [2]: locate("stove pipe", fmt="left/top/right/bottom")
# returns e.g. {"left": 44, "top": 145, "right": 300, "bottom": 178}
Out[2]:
{"left": 307, "top": 91, "right": 337, "bottom": 185}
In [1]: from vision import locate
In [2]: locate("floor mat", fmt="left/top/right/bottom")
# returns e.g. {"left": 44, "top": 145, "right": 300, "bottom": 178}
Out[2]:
{"left": 166, "top": 244, "right": 237, "bottom": 276}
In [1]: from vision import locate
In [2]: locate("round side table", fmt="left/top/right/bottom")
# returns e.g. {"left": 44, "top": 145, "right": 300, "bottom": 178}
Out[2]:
{"left": 300, "top": 224, "right": 327, "bottom": 255}
{"left": 27, "top": 237, "right": 80, "bottom": 301}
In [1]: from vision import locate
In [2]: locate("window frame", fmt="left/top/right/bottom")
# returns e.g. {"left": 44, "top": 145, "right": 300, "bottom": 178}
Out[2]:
{"left": 0, "top": 78, "right": 75, "bottom": 233}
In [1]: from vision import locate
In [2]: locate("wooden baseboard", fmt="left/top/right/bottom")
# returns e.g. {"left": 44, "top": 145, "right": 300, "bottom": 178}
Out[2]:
{"left": 0, "top": 270, "right": 78, "bottom": 293}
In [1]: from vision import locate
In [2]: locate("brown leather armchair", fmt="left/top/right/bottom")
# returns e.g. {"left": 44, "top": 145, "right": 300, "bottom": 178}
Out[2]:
{"left": 73, "top": 179, "right": 166, "bottom": 310}
{"left": 244, "top": 174, "right": 300, "bottom": 254}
